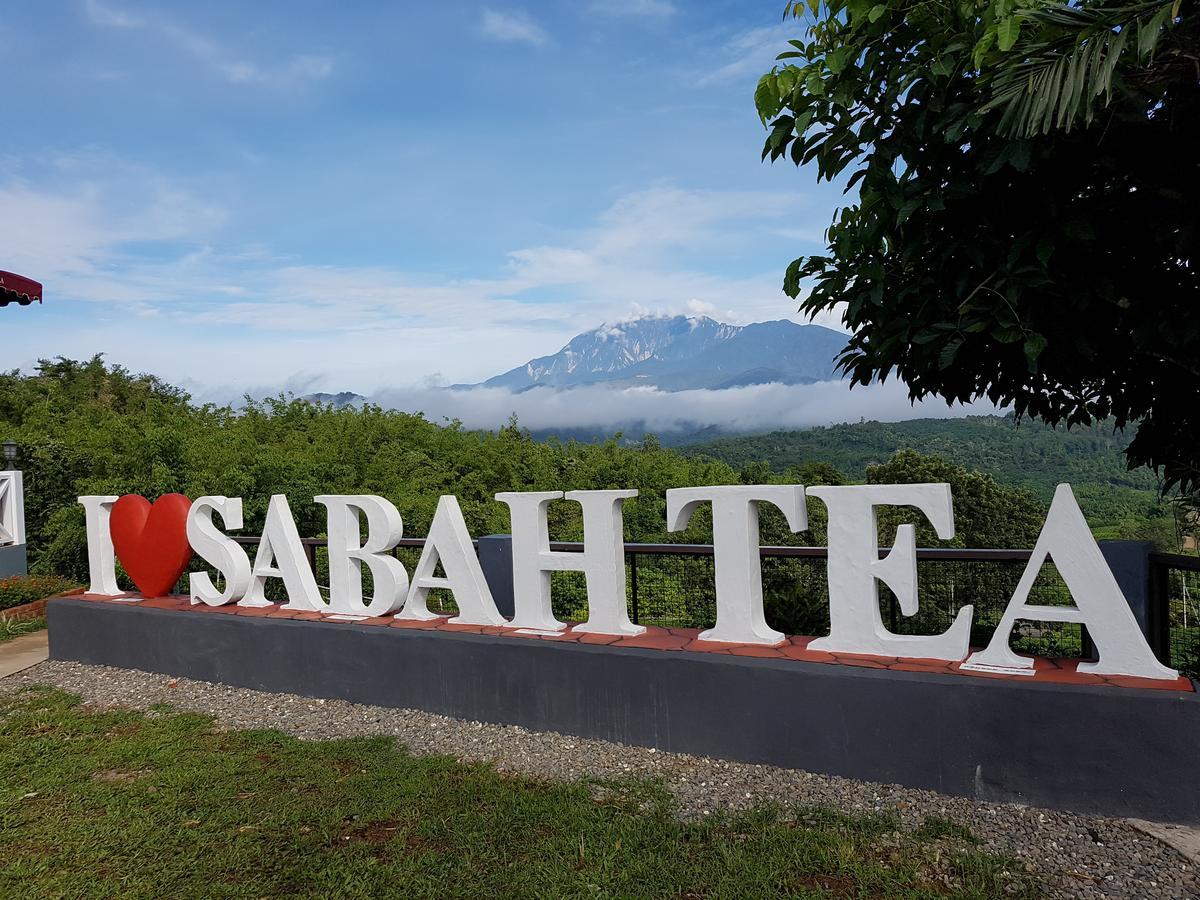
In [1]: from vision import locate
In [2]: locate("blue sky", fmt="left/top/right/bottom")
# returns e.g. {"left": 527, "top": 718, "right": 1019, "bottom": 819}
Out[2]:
{"left": 0, "top": 0, "right": 857, "bottom": 399}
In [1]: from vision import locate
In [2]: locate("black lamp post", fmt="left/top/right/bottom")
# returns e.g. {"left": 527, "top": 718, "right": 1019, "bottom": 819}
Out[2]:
{"left": 2, "top": 441, "right": 16, "bottom": 470}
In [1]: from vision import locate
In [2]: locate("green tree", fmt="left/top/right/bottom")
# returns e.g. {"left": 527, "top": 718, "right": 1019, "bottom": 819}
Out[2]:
{"left": 0, "top": 359, "right": 751, "bottom": 577}
{"left": 865, "top": 449, "right": 1045, "bottom": 548}
{"left": 755, "top": 0, "right": 1198, "bottom": 492}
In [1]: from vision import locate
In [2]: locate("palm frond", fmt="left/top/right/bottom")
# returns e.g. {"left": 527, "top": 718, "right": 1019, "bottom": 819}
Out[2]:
{"left": 982, "top": 0, "right": 1180, "bottom": 138}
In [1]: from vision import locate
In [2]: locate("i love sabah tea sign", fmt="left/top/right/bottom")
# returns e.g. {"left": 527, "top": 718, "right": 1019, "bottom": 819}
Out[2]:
{"left": 77, "top": 482, "right": 1179, "bottom": 681}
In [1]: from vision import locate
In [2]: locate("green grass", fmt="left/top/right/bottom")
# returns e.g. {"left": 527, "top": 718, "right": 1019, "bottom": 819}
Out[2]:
{"left": 0, "top": 688, "right": 1034, "bottom": 899}
{"left": 0, "top": 617, "right": 46, "bottom": 644}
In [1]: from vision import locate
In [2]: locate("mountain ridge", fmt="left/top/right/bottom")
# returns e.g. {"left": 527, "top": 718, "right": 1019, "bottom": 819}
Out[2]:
{"left": 458, "top": 315, "right": 848, "bottom": 392}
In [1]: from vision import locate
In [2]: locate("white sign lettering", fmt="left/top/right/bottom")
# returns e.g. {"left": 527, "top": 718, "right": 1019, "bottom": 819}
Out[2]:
{"left": 496, "top": 489, "right": 640, "bottom": 635}
{"left": 962, "top": 485, "right": 1178, "bottom": 679}
{"left": 244, "top": 494, "right": 323, "bottom": 610}
{"left": 666, "top": 485, "right": 807, "bottom": 645}
{"left": 400, "top": 495, "right": 504, "bottom": 626}
{"left": 78, "top": 494, "right": 120, "bottom": 596}
{"left": 187, "top": 495, "right": 252, "bottom": 607}
{"left": 75, "top": 481, "right": 1180, "bottom": 681}
{"left": 808, "top": 484, "right": 972, "bottom": 661}
{"left": 0, "top": 471, "right": 26, "bottom": 548}
{"left": 317, "top": 494, "right": 409, "bottom": 617}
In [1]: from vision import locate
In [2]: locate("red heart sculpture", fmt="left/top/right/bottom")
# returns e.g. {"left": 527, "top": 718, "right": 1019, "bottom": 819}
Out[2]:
{"left": 110, "top": 494, "right": 194, "bottom": 598}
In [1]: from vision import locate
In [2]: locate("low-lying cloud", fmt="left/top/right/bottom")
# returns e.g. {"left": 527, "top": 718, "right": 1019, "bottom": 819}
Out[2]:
{"left": 369, "top": 380, "right": 1000, "bottom": 435}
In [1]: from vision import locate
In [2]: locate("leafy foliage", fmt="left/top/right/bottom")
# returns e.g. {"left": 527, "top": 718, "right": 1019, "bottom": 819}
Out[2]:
{"left": 0, "top": 616, "right": 46, "bottom": 643}
{"left": 682, "top": 414, "right": 1181, "bottom": 545}
{"left": 756, "top": 0, "right": 1199, "bottom": 493}
{"left": 0, "top": 575, "right": 78, "bottom": 611}
{"left": 0, "top": 359, "right": 1051, "bottom": 586}
{"left": 0, "top": 358, "right": 740, "bottom": 582}
{"left": 867, "top": 449, "right": 1047, "bottom": 548}
{"left": 982, "top": 0, "right": 1184, "bottom": 137}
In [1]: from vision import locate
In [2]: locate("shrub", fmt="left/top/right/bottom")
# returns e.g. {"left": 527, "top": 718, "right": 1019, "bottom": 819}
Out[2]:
{"left": 0, "top": 575, "right": 80, "bottom": 611}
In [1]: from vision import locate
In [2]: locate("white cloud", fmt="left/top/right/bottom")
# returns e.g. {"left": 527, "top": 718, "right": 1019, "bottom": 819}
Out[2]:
{"left": 83, "top": 0, "right": 333, "bottom": 87}
{"left": 174, "top": 183, "right": 824, "bottom": 351}
{"left": 1, "top": 151, "right": 840, "bottom": 389}
{"left": 696, "top": 24, "right": 794, "bottom": 87}
{"left": 0, "top": 157, "right": 225, "bottom": 301}
{"left": 219, "top": 54, "right": 334, "bottom": 86}
{"left": 588, "top": 0, "right": 677, "bottom": 18}
{"left": 369, "top": 380, "right": 1000, "bottom": 434}
{"left": 503, "top": 246, "right": 597, "bottom": 285}
{"left": 481, "top": 8, "right": 548, "bottom": 47}
{"left": 592, "top": 186, "right": 788, "bottom": 257}
{"left": 84, "top": 0, "right": 144, "bottom": 29}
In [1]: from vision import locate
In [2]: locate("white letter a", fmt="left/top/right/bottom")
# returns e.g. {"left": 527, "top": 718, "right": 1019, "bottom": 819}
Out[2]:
{"left": 962, "top": 485, "right": 1177, "bottom": 680}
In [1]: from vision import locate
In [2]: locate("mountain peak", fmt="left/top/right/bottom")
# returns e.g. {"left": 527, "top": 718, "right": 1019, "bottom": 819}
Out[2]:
{"left": 469, "top": 314, "right": 847, "bottom": 392}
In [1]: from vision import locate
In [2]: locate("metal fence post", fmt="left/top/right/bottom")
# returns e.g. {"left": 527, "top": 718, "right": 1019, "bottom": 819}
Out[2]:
{"left": 630, "top": 553, "right": 639, "bottom": 625}
{"left": 1098, "top": 540, "right": 1159, "bottom": 660}
{"left": 1148, "top": 556, "right": 1172, "bottom": 665}
{"left": 477, "top": 535, "right": 515, "bottom": 619}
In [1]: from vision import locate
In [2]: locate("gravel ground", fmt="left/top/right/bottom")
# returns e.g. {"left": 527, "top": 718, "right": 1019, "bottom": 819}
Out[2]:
{"left": 5, "top": 660, "right": 1197, "bottom": 899}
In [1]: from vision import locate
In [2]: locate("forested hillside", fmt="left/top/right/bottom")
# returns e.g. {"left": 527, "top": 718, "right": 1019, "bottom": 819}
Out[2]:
{"left": 1, "top": 358, "right": 1061, "bottom": 583}
{"left": 681, "top": 417, "right": 1175, "bottom": 543}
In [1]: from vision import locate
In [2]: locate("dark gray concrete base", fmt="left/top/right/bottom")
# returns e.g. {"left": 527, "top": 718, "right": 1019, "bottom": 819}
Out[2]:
{"left": 47, "top": 598, "right": 1200, "bottom": 825}
{"left": 0, "top": 544, "right": 27, "bottom": 578}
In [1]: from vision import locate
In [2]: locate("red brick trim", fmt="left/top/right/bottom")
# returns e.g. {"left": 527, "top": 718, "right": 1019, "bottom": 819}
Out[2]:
{"left": 2, "top": 588, "right": 85, "bottom": 624}
{"left": 65, "top": 592, "right": 1195, "bottom": 693}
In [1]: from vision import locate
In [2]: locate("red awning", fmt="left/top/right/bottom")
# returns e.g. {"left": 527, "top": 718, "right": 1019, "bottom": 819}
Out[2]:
{"left": 0, "top": 271, "right": 42, "bottom": 306}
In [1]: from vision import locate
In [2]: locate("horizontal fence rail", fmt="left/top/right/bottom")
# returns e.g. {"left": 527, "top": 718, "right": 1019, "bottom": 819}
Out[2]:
{"left": 547, "top": 542, "right": 1035, "bottom": 561}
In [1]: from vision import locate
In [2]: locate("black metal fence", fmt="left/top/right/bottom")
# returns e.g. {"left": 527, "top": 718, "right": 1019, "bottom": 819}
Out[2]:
{"left": 544, "top": 543, "right": 1084, "bottom": 659}
{"left": 221, "top": 536, "right": 1096, "bottom": 663}
{"left": 1150, "top": 552, "right": 1200, "bottom": 677}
